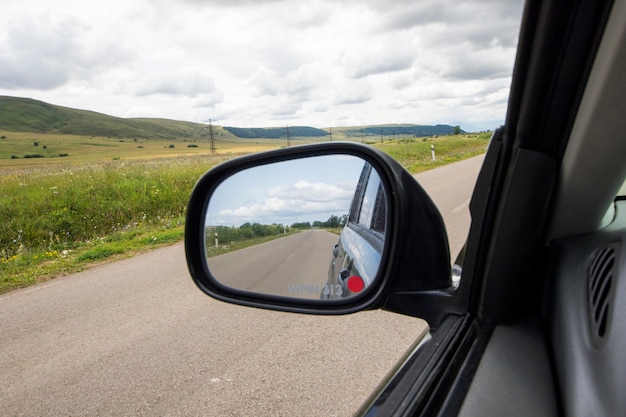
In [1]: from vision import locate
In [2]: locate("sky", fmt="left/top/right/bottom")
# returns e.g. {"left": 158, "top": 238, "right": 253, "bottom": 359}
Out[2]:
{"left": 0, "top": 0, "right": 524, "bottom": 132}
{"left": 207, "top": 155, "right": 364, "bottom": 226}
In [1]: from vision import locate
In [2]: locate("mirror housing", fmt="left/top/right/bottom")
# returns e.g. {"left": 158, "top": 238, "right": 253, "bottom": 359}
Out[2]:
{"left": 185, "top": 142, "right": 451, "bottom": 316}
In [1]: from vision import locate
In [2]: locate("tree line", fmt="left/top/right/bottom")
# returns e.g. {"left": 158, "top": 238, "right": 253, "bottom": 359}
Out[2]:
{"left": 211, "top": 215, "right": 347, "bottom": 244}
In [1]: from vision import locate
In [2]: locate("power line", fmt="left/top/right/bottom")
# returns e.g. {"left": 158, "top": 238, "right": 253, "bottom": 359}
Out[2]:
{"left": 209, "top": 119, "right": 216, "bottom": 154}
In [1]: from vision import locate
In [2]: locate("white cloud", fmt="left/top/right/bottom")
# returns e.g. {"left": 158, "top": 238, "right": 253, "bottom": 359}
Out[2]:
{"left": 269, "top": 180, "right": 355, "bottom": 202}
{"left": 0, "top": 13, "right": 129, "bottom": 90}
{"left": 216, "top": 180, "right": 355, "bottom": 225}
{"left": 135, "top": 71, "right": 223, "bottom": 100}
{"left": 332, "top": 79, "right": 375, "bottom": 106}
{"left": 341, "top": 38, "right": 417, "bottom": 78}
{"left": 0, "top": 0, "right": 525, "bottom": 131}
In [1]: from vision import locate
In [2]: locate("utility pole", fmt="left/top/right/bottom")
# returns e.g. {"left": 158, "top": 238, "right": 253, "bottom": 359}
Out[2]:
{"left": 286, "top": 125, "right": 291, "bottom": 147}
{"left": 329, "top": 127, "right": 333, "bottom": 141}
{"left": 209, "top": 119, "right": 216, "bottom": 154}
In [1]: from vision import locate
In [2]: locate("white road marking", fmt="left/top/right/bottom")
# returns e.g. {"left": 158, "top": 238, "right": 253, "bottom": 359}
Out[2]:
{"left": 451, "top": 197, "right": 471, "bottom": 213}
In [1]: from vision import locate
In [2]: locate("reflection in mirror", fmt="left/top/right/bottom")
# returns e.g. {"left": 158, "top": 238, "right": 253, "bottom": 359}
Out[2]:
{"left": 204, "top": 155, "right": 387, "bottom": 301}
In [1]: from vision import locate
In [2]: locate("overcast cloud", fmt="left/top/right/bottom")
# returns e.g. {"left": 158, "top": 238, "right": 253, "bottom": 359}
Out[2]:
{"left": 206, "top": 154, "right": 364, "bottom": 226}
{"left": 0, "top": 0, "right": 524, "bottom": 131}
{"left": 215, "top": 180, "right": 356, "bottom": 225}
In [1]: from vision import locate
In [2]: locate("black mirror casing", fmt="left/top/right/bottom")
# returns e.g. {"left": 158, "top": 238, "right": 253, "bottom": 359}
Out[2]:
{"left": 185, "top": 142, "right": 451, "bottom": 315}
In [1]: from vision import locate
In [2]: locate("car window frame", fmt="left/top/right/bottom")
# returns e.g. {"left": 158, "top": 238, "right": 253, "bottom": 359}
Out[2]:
{"left": 346, "top": 163, "right": 386, "bottom": 254}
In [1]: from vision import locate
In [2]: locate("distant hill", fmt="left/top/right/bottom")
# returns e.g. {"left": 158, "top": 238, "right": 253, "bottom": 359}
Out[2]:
{"left": 224, "top": 124, "right": 463, "bottom": 139}
{"left": 224, "top": 126, "right": 329, "bottom": 138}
{"left": 0, "top": 96, "right": 214, "bottom": 140}
{"left": 340, "top": 124, "right": 464, "bottom": 138}
{"left": 0, "top": 96, "right": 466, "bottom": 140}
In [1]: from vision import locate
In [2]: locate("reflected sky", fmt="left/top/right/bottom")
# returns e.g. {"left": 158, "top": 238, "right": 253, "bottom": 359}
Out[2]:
{"left": 206, "top": 155, "right": 365, "bottom": 227}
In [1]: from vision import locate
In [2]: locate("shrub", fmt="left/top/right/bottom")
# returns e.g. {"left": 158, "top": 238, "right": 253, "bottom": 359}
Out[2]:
{"left": 0, "top": 156, "right": 215, "bottom": 259}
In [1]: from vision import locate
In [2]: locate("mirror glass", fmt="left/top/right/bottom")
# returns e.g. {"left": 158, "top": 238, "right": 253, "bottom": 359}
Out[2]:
{"left": 204, "top": 155, "right": 387, "bottom": 301}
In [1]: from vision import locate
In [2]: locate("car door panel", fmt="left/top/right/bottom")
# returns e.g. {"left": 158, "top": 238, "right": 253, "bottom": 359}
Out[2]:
{"left": 458, "top": 318, "right": 558, "bottom": 417}
{"left": 547, "top": 200, "right": 626, "bottom": 417}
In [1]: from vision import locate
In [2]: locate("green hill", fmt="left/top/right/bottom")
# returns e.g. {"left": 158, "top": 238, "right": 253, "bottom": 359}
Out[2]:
{"left": 333, "top": 124, "right": 463, "bottom": 139}
{"left": 0, "top": 96, "right": 465, "bottom": 142}
{"left": 0, "top": 96, "right": 220, "bottom": 140}
{"left": 224, "top": 126, "right": 329, "bottom": 138}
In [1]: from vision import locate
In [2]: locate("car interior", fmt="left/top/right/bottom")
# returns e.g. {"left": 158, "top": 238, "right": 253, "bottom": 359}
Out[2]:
{"left": 454, "top": 1, "right": 626, "bottom": 416}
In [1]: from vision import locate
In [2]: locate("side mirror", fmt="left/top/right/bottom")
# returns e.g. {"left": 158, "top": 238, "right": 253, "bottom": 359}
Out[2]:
{"left": 185, "top": 143, "right": 451, "bottom": 316}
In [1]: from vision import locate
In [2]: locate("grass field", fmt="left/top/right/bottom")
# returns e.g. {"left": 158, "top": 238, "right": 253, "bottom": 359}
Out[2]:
{"left": 375, "top": 132, "right": 491, "bottom": 172}
{"left": 0, "top": 131, "right": 297, "bottom": 170}
{"left": 0, "top": 131, "right": 491, "bottom": 293}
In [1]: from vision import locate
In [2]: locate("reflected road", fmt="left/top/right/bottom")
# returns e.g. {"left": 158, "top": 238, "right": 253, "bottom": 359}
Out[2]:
{"left": 209, "top": 230, "right": 338, "bottom": 298}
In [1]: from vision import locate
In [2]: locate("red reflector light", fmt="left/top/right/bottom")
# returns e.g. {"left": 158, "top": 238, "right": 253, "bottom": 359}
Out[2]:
{"left": 347, "top": 276, "right": 365, "bottom": 293}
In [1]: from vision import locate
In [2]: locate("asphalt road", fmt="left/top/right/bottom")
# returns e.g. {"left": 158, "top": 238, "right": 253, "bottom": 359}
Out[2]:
{"left": 209, "top": 230, "right": 339, "bottom": 298}
{"left": 414, "top": 155, "right": 484, "bottom": 259}
{"left": 0, "top": 155, "right": 483, "bottom": 417}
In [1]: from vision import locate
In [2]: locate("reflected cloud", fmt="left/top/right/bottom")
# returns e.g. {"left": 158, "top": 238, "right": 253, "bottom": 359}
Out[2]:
{"left": 206, "top": 155, "right": 365, "bottom": 226}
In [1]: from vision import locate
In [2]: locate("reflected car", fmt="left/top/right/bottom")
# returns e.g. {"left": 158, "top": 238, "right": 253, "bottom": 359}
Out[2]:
{"left": 323, "top": 162, "right": 385, "bottom": 299}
